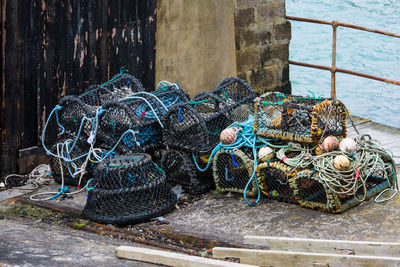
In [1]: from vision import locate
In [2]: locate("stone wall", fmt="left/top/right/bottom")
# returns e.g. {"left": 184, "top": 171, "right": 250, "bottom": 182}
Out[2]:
{"left": 234, "top": 0, "right": 291, "bottom": 94}
{"left": 155, "top": 0, "right": 291, "bottom": 96}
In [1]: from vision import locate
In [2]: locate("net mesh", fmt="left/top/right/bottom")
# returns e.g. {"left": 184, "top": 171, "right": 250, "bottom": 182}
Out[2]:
{"left": 289, "top": 153, "right": 396, "bottom": 213}
{"left": 256, "top": 161, "right": 297, "bottom": 204}
{"left": 254, "top": 92, "right": 347, "bottom": 143}
{"left": 212, "top": 147, "right": 257, "bottom": 196}
{"left": 160, "top": 149, "right": 215, "bottom": 195}
{"left": 162, "top": 77, "right": 256, "bottom": 152}
{"left": 49, "top": 138, "right": 91, "bottom": 186}
{"left": 97, "top": 87, "right": 190, "bottom": 153}
{"left": 82, "top": 154, "right": 177, "bottom": 225}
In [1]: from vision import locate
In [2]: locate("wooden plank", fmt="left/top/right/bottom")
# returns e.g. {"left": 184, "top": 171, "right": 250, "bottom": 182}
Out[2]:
{"left": 244, "top": 236, "right": 400, "bottom": 257}
{"left": 115, "top": 246, "right": 257, "bottom": 267}
{"left": 213, "top": 247, "right": 400, "bottom": 267}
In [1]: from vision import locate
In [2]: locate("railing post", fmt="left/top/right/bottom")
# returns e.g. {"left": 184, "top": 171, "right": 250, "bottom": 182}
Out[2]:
{"left": 331, "top": 21, "right": 338, "bottom": 99}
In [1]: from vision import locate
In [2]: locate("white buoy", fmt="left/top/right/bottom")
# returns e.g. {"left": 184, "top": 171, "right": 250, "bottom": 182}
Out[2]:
{"left": 339, "top": 138, "right": 358, "bottom": 153}
{"left": 258, "top": 146, "right": 275, "bottom": 162}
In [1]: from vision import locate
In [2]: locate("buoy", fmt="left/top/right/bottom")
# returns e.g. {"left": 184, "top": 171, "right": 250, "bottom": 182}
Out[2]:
{"left": 339, "top": 138, "right": 357, "bottom": 153}
{"left": 333, "top": 155, "right": 350, "bottom": 171}
{"left": 220, "top": 127, "right": 238, "bottom": 144}
{"left": 320, "top": 135, "right": 339, "bottom": 152}
{"left": 258, "top": 146, "right": 275, "bottom": 162}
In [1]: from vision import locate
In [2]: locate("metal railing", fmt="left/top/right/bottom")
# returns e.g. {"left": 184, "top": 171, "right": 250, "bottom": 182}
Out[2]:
{"left": 286, "top": 16, "right": 400, "bottom": 99}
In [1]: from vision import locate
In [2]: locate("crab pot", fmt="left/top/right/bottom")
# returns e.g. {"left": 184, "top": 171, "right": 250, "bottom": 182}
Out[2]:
{"left": 256, "top": 161, "right": 298, "bottom": 204}
{"left": 212, "top": 147, "right": 257, "bottom": 196}
{"left": 162, "top": 77, "right": 255, "bottom": 152}
{"left": 49, "top": 138, "right": 91, "bottom": 186}
{"left": 57, "top": 96, "right": 96, "bottom": 140}
{"left": 79, "top": 73, "right": 145, "bottom": 106}
{"left": 97, "top": 88, "right": 189, "bottom": 153}
{"left": 290, "top": 156, "right": 396, "bottom": 213}
{"left": 82, "top": 154, "right": 177, "bottom": 225}
{"left": 254, "top": 92, "right": 347, "bottom": 143}
{"left": 160, "top": 149, "right": 214, "bottom": 195}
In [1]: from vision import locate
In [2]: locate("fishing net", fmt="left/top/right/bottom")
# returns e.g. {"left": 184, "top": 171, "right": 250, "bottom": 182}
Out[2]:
{"left": 97, "top": 87, "right": 190, "bottom": 153}
{"left": 162, "top": 77, "right": 256, "bottom": 152}
{"left": 256, "top": 161, "right": 298, "bottom": 204}
{"left": 49, "top": 138, "right": 91, "bottom": 186}
{"left": 212, "top": 147, "right": 257, "bottom": 196}
{"left": 254, "top": 92, "right": 347, "bottom": 143}
{"left": 82, "top": 154, "right": 177, "bottom": 225}
{"left": 160, "top": 149, "right": 214, "bottom": 195}
{"left": 289, "top": 138, "right": 397, "bottom": 213}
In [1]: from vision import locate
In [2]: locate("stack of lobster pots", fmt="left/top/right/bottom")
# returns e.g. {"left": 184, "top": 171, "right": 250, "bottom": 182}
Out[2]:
{"left": 212, "top": 91, "right": 397, "bottom": 213}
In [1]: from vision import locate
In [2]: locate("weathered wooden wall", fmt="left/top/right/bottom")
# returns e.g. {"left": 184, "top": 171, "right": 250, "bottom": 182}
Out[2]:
{"left": 0, "top": 0, "right": 156, "bottom": 175}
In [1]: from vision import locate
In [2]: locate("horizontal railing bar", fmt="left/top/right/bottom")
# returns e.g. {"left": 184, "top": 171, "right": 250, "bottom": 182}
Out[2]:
{"left": 286, "top": 16, "right": 400, "bottom": 38}
{"left": 289, "top": 60, "right": 400, "bottom": 86}
{"left": 286, "top": 16, "right": 332, "bottom": 25}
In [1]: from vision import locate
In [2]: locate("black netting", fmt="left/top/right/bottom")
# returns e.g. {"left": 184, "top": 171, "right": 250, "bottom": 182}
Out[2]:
{"left": 79, "top": 73, "right": 145, "bottom": 106}
{"left": 97, "top": 87, "right": 190, "bottom": 153}
{"left": 96, "top": 101, "right": 142, "bottom": 154}
{"left": 162, "top": 77, "right": 255, "bottom": 152}
{"left": 212, "top": 147, "right": 257, "bottom": 196}
{"left": 57, "top": 96, "right": 96, "bottom": 140}
{"left": 82, "top": 154, "right": 177, "bottom": 225}
{"left": 160, "top": 149, "right": 214, "bottom": 195}
{"left": 256, "top": 161, "right": 297, "bottom": 204}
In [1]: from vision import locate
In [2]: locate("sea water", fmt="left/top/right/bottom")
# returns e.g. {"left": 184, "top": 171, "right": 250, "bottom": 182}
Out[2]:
{"left": 286, "top": 0, "right": 400, "bottom": 128}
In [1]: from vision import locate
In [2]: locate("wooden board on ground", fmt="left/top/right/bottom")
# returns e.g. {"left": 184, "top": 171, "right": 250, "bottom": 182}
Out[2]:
{"left": 213, "top": 247, "right": 400, "bottom": 267}
{"left": 244, "top": 236, "right": 400, "bottom": 257}
{"left": 115, "top": 246, "right": 257, "bottom": 267}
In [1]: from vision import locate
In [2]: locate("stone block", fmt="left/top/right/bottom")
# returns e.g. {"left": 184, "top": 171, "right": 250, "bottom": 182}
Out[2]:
{"left": 236, "top": 0, "right": 282, "bottom": 9}
{"left": 234, "top": 8, "right": 255, "bottom": 28}
{"left": 282, "top": 62, "right": 289, "bottom": 82}
{"left": 271, "top": 42, "right": 289, "bottom": 62}
{"left": 257, "top": 2, "right": 285, "bottom": 22}
{"left": 236, "top": 50, "right": 259, "bottom": 73}
{"left": 275, "top": 21, "right": 291, "bottom": 40}
{"left": 250, "top": 66, "right": 276, "bottom": 91}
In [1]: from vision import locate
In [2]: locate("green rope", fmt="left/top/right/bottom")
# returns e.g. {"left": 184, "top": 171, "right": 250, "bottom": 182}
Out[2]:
{"left": 101, "top": 67, "right": 128, "bottom": 86}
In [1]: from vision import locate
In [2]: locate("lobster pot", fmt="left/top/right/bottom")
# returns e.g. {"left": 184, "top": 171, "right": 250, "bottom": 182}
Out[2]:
{"left": 49, "top": 138, "right": 90, "bottom": 186}
{"left": 97, "top": 88, "right": 189, "bottom": 153}
{"left": 290, "top": 155, "right": 396, "bottom": 213}
{"left": 160, "top": 149, "right": 214, "bottom": 195}
{"left": 79, "top": 73, "right": 145, "bottom": 106}
{"left": 162, "top": 77, "right": 256, "bottom": 152}
{"left": 254, "top": 92, "right": 347, "bottom": 143}
{"left": 57, "top": 96, "right": 96, "bottom": 141}
{"left": 256, "top": 161, "right": 298, "bottom": 204}
{"left": 82, "top": 154, "right": 177, "bottom": 225}
{"left": 212, "top": 147, "right": 257, "bottom": 196}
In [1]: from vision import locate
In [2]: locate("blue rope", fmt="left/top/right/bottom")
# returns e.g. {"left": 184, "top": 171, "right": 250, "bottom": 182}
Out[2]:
{"left": 178, "top": 108, "right": 184, "bottom": 123}
{"left": 191, "top": 115, "right": 262, "bottom": 205}
{"left": 225, "top": 166, "right": 234, "bottom": 182}
{"left": 231, "top": 151, "right": 241, "bottom": 167}
{"left": 50, "top": 186, "right": 69, "bottom": 199}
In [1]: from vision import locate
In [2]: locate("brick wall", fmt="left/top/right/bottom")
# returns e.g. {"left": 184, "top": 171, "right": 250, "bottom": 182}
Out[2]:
{"left": 234, "top": 0, "right": 291, "bottom": 94}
